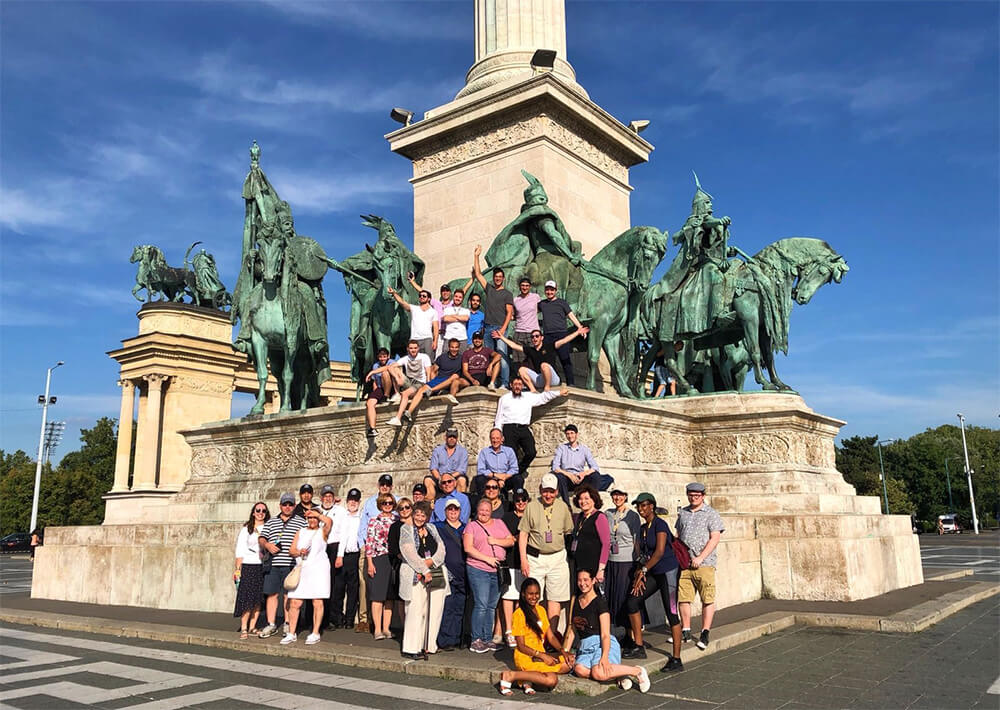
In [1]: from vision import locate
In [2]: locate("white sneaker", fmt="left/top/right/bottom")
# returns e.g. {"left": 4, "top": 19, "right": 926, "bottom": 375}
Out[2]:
{"left": 279, "top": 633, "right": 297, "bottom": 645}
{"left": 402, "top": 410, "right": 413, "bottom": 422}
{"left": 618, "top": 677, "right": 633, "bottom": 691}
{"left": 637, "top": 666, "right": 650, "bottom": 693}
{"left": 387, "top": 416, "right": 402, "bottom": 427}
{"left": 487, "top": 381, "right": 497, "bottom": 391}
{"left": 445, "top": 394, "right": 459, "bottom": 405}
{"left": 305, "top": 633, "right": 321, "bottom": 645}
{"left": 282, "top": 622, "right": 289, "bottom": 635}
{"left": 388, "top": 393, "right": 401, "bottom": 404}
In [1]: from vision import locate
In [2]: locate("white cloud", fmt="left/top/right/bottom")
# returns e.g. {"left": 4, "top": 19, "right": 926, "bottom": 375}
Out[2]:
{"left": 266, "top": 170, "right": 409, "bottom": 214}
{"left": 253, "top": 0, "right": 467, "bottom": 41}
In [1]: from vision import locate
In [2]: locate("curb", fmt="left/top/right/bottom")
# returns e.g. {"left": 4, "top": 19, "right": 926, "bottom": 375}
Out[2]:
{"left": 3, "top": 582, "right": 998, "bottom": 696}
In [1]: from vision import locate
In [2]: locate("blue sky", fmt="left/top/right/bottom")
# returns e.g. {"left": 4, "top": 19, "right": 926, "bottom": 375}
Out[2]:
{"left": 2, "top": 1, "right": 997, "bottom": 461}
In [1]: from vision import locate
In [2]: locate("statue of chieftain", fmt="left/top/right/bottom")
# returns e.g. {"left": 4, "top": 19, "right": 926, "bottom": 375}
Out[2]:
{"left": 231, "top": 141, "right": 333, "bottom": 414}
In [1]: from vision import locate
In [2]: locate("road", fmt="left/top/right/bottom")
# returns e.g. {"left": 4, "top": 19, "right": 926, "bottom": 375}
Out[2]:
{"left": 920, "top": 528, "right": 1000, "bottom": 583}
{"left": 0, "top": 556, "right": 32, "bottom": 595}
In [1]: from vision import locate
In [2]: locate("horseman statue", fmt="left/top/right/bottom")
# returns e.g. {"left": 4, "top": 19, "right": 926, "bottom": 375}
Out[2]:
{"left": 485, "top": 170, "right": 584, "bottom": 300}
{"left": 328, "top": 215, "right": 424, "bottom": 395}
{"left": 231, "top": 141, "right": 333, "bottom": 414}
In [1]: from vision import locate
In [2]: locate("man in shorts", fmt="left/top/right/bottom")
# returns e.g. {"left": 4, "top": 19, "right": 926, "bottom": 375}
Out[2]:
{"left": 494, "top": 328, "right": 586, "bottom": 392}
{"left": 676, "top": 481, "right": 725, "bottom": 650}
{"left": 537, "top": 280, "right": 588, "bottom": 386}
{"left": 461, "top": 331, "right": 500, "bottom": 387}
{"left": 412, "top": 338, "right": 468, "bottom": 408}
{"left": 441, "top": 289, "right": 471, "bottom": 354}
{"left": 362, "top": 348, "right": 396, "bottom": 438}
{"left": 518, "top": 473, "right": 574, "bottom": 630}
{"left": 386, "top": 340, "right": 432, "bottom": 426}
{"left": 258, "top": 492, "right": 306, "bottom": 638}
{"left": 511, "top": 277, "right": 541, "bottom": 364}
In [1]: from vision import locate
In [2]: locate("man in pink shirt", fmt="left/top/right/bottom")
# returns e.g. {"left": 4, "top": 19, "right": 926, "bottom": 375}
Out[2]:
{"left": 511, "top": 278, "right": 541, "bottom": 365}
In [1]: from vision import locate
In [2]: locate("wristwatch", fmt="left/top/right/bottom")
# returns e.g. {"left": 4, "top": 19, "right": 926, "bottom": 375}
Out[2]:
{"left": 641, "top": 566, "right": 647, "bottom": 574}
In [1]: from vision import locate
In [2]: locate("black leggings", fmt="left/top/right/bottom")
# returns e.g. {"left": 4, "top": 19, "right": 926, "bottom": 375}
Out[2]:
{"left": 625, "top": 569, "right": 680, "bottom": 627}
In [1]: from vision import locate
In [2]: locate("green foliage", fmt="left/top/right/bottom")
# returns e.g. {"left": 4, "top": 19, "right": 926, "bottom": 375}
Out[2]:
{"left": 836, "top": 425, "right": 1000, "bottom": 527}
{"left": 0, "top": 419, "right": 120, "bottom": 536}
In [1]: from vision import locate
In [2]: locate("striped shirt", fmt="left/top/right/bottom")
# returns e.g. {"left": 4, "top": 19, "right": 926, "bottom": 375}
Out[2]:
{"left": 259, "top": 514, "right": 306, "bottom": 567}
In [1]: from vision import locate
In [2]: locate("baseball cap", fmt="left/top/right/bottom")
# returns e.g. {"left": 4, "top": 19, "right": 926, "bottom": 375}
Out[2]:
{"left": 444, "top": 497, "right": 461, "bottom": 509}
{"left": 378, "top": 474, "right": 393, "bottom": 486}
{"left": 544, "top": 280, "right": 557, "bottom": 289}
{"left": 446, "top": 427, "right": 459, "bottom": 437}
{"left": 472, "top": 330, "right": 484, "bottom": 339}
{"left": 512, "top": 488, "right": 530, "bottom": 502}
{"left": 412, "top": 483, "right": 427, "bottom": 495}
{"left": 279, "top": 492, "right": 295, "bottom": 505}
{"left": 346, "top": 488, "right": 362, "bottom": 501}
{"left": 299, "top": 483, "right": 313, "bottom": 494}
{"left": 610, "top": 488, "right": 627, "bottom": 497}
{"left": 632, "top": 492, "right": 657, "bottom": 506}
{"left": 320, "top": 484, "right": 335, "bottom": 496}
{"left": 686, "top": 482, "right": 706, "bottom": 493}
{"left": 540, "top": 473, "right": 558, "bottom": 490}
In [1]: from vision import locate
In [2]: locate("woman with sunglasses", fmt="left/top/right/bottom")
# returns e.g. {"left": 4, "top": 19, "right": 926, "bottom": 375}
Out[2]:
{"left": 498, "top": 488, "right": 530, "bottom": 647}
{"left": 234, "top": 502, "right": 269, "bottom": 639}
{"left": 365, "top": 493, "right": 397, "bottom": 640}
{"left": 464, "top": 498, "right": 515, "bottom": 653}
{"left": 387, "top": 497, "right": 414, "bottom": 627}
{"left": 481, "top": 476, "right": 507, "bottom": 519}
{"left": 399, "top": 501, "right": 449, "bottom": 659}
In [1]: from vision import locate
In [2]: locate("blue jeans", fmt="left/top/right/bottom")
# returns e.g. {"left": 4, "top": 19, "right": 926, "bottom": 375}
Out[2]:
{"left": 482, "top": 324, "right": 510, "bottom": 387}
{"left": 466, "top": 564, "right": 499, "bottom": 643}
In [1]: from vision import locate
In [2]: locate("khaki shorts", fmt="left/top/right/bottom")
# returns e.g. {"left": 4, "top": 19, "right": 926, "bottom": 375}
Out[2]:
{"left": 678, "top": 565, "right": 716, "bottom": 604}
{"left": 525, "top": 549, "right": 570, "bottom": 603}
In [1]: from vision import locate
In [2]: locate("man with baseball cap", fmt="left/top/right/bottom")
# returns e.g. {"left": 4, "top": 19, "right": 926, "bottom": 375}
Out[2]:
{"left": 434, "top": 497, "right": 467, "bottom": 651}
{"left": 432, "top": 470, "right": 471, "bottom": 524}
{"left": 355, "top": 474, "right": 395, "bottom": 633}
{"left": 330, "top": 488, "right": 364, "bottom": 628}
{"left": 427, "top": 428, "right": 469, "bottom": 497}
{"left": 292, "top": 483, "right": 318, "bottom": 518}
{"left": 518, "top": 472, "right": 574, "bottom": 629}
{"left": 257, "top": 492, "right": 307, "bottom": 638}
{"left": 411, "top": 482, "right": 428, "bottom": 504}
{"left": 316, "top": 484, "right": 346, "bottom": 631}
{"left": 676, "top": 482, "right": 724, "bottom": 651}
{"left": 537, "top": 279, "right": 588, "bottom": 387}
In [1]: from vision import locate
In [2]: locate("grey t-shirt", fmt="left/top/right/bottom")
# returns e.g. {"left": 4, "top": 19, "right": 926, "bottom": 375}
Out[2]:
{"left": 538, "top": 297, "right": 572, "bottom": 333}
{"left": 483, "top": 283, "right": 513, "bottom": 326}
{"left": 676, "top": 503, "right": 725, "bottom": 567}
{"left": 605, "top": 508, "right": 641, "bottom": 563}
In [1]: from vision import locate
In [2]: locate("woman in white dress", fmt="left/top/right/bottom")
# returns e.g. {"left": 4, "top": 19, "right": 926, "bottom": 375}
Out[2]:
{"left": 282, "top": 509, "right": 332, "bottom": 645}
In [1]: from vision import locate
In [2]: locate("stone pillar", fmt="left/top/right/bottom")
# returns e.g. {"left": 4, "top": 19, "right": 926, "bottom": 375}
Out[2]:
{"left": 132, "top": 374, "right": 168, "bottom": 491}
{"left": 110, "top": 379, "right": 135, "bottom": 492}
{"left": 460, "top": 0, "right": 583, "bottom": 99}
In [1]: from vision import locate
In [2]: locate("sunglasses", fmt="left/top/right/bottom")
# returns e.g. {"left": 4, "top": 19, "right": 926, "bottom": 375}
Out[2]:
{"left": 381, "top": 501, "right": 395, "bottom": 507}
{"left": 253, "top": 508, "right": 267, "bottom": 514}
{"left": 280, "top": 502, "right": 294, "bottom": 507}
{"left": 399, "top": 505, "right": 412, "bottom": 511}
{"left": 441, "top": 479, "right": 455, "bottom": 484}
{"left": 485, "top": 485, "right": 500, "bottom": 490}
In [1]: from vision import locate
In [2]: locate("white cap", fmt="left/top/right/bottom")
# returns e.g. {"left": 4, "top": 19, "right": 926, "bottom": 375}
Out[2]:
{"left": 444, "top": 497, "right": 461, "bottom": 509}
{"left": 544, "top": 280, "right": 557, "bottom": 289}
{"left": 540, "top": 473, "right": 558, "bottom": 490}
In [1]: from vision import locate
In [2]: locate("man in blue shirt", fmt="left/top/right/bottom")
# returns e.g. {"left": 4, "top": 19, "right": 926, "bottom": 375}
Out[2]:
{"left": 466, "top": 293, "right": 485, "bottom": 345}
{"left": 432, "top": 473, "right": 471, "bottom": 523}
{"left": 474, "top": 427, "right": 520, "bottom": 497}
{"left": 550, "top": 424, "right": 614, "bottom": 504}
{"left": 434, "top": 498, "right": 468, "bottom": 651}
{"left": 426, "top": 428, "right": 470, "bottom": 497}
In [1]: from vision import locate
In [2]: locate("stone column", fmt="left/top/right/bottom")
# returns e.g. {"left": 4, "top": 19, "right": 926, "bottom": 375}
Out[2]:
{"left": 110, "top": 379, "right": 135, "bottom": 492}
{"left": 458, "top": 0, "right": 584, "bottom": 98}
{"left": 132, "top": 374, "right": 168, "bottom": 491}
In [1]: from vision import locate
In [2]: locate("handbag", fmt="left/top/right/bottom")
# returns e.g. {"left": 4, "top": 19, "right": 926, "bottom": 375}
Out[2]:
{"left": 427, "top": 564, "right": 447, "bottom": 590}
{"left": 670, "top": 536, "right": 692, "bottom": 570}
{"left": 477, "top": 520, "right": 511, "bottom": 591}
{"left": 283, "top": 563, "right": 302, "bottom": 590}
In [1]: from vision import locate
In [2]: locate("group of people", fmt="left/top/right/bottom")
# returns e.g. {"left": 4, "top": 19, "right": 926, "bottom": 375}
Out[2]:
{"left": 363, "top": 246, "right": 590, "bottom": 437}
{"left": 232, "top": 467, "right": 724, "bottom": 696}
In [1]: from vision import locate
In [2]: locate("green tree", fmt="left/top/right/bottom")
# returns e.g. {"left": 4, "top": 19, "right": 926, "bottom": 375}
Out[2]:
{"left": 0, "top": 450, "right": 37, "bottom": 535}
{"left": 57, "top": 416, "right": 118, "bottom": 491}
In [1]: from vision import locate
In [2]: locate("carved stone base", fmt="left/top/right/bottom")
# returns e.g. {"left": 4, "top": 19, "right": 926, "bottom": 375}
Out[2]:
{"left": 33, "top": 390, "right": 922, "bottom": 612}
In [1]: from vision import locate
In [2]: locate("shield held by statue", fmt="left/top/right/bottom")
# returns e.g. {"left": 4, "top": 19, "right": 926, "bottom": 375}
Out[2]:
{"left": 286, "top": 236, "right": 330, "bottom": 282}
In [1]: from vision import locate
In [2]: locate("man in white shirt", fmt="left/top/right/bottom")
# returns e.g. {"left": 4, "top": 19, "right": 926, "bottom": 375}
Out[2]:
{"left": 441, "top": 289, "right": 471, "bottom": 353}
{"left": 316, "top": 484, "right": 347, "bottom": 631}
{"left": 388, "top": 286, "right": 438, "bottom": 359}
{"left": 495, "top": 377, "right": 568, "bottom": 479}
{"left": 330, "top": 488, "right": 364, "bottom": 629}
{"left": 387, "top": 340, "right": 432, "bottom": 427}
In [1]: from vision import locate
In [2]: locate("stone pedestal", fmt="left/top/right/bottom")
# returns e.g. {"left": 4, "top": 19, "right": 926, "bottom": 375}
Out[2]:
{"left": 35, "top": 389, "right": 922, "bottom": 613}
{"left": 102, "top": 303, "right": 357, "bottom": 523}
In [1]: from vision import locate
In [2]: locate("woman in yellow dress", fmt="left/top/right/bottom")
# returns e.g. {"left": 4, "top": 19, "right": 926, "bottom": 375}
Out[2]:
{"left": 499, "top": 577, "right": 573, "bottom": 695}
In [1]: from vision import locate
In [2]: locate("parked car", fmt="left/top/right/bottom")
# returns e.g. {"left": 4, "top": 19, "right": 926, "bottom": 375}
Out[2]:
{"left": 0, "top": 533, "right": 31, "bottom": 553}
{"left": 937, "top": 514, "right": 961, "bottom": 534}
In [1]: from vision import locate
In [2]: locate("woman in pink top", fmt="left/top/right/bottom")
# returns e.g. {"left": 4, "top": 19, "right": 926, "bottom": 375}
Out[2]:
{"left": 464, "top": 498, "right": 516, "bottom": 652}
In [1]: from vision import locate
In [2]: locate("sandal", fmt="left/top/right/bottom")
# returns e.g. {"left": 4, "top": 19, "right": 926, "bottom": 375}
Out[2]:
{"left": 239, "top": 630, "right": 249, "bottom": 640}
{"left": 522, "top": 683, "right": 536, "bottom": 695}
{"left": 498, "top": 680, "right": 513, "bottom": 696}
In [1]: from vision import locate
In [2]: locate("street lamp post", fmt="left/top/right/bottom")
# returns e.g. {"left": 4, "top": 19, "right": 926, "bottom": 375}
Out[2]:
{"left": 956, "top": 414, "right": 980, "bottom": 535}
{"left": 30, "top": 361, "right": 63, "bottom": 534}
{"left": 875, "top": 437, "right": 895, "bottom": 515}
